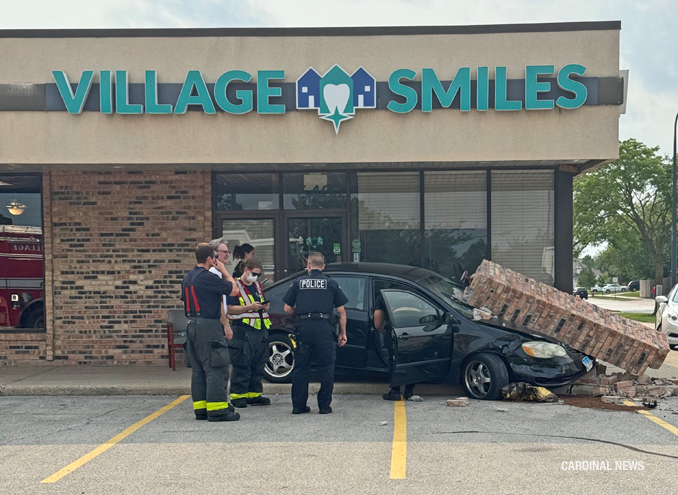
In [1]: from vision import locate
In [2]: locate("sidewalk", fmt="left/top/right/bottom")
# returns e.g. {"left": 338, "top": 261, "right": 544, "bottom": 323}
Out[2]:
{"left": 0, "top": 366, "right": 463, "bottom": 397}
{"left": 587, "top": 296, "right": 656, "bottom": 314}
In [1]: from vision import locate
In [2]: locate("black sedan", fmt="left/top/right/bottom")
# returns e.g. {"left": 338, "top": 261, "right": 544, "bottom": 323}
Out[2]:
{"left": 263, "top": 263, "right": 592, "bottom": 400}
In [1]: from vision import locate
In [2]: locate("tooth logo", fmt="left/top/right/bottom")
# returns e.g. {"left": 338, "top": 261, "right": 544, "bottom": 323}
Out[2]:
{"left": 296, "top": 65, "right": 376, "bottom": 134}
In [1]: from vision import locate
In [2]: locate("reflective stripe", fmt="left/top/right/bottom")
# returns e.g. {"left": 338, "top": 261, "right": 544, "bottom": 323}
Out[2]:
{"left": 193, "top": 400, "right": 207, "bottom": 410}
{"left": 230, "top": 393, "right": 248, "bottom": 400}
{"left": 247, "top": 392, "right": 262, "bottom": 399}
{"left": 227, "top": 280, "right": 271, "bottom": 330}
{"left": 206, "top": 401, "right": 229, "bottom": 411}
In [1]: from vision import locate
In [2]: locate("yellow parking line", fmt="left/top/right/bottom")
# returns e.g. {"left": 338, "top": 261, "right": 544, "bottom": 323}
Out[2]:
{"left": 622, "top": 399, "right": 678, "bottom": 436}
{"left": 41, "top": 395, "right": 190, "bottom": 484}
{"left": 390, "top": 399, "right": 407, "bottom": 479}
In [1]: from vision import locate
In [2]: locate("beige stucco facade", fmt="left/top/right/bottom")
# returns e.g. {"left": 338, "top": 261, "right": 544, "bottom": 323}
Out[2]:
{"left": 0, "top": 25, "right": 621, "bottom": 168}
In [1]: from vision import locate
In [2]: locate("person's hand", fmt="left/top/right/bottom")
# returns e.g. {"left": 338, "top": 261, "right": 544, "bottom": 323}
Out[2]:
{"left": 250, "top": 302, "right": 264, "bottom": 311}
{"left": 338, "top": 333, "right": 347, "bottom": 347}
{"left": 213, "top": 259, "right": 225, "bottom": 272}
{"left": 263, "top": 303, "right": 270, "bottom": 311}
{"left": 223, "top": 324, "right": 233, "bottom": 340}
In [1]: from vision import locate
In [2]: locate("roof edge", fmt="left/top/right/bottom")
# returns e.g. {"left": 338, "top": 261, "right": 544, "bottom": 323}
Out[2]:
{"left": 0, "top": 21, "right": 622, "bottom": 39}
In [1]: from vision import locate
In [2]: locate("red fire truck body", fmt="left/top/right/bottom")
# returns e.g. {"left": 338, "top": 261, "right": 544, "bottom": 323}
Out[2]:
{"left": 0, "top": 226, "right": 44, "bottom": 328}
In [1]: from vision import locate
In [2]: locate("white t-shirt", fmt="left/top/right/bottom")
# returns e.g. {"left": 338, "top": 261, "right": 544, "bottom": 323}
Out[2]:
{"left": 209, "top": 266, "right": 229, "bottom": 314}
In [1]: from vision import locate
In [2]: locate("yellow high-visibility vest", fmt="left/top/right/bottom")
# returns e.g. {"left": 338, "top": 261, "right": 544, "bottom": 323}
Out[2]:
{"left": 227, "top": 280, "right": 271, "bottom": 330}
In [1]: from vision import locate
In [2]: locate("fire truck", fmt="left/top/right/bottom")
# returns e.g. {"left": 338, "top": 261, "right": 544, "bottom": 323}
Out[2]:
{"left": 0, "top": 225, "right": 44, "bottom": 328}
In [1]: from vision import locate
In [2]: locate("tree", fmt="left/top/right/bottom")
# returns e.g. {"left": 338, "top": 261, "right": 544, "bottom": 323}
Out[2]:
{"left": 577, "top": 267, "right": 597, "bottom": 288}
{"left": 574, "top": 139, "right": 670, "bottom": 285}
{"left": 597, "top": 273, "right": 609, "bottom": 286}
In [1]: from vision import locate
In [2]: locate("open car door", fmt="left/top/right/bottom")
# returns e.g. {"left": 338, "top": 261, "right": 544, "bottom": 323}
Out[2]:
{"left": 381, "top": 289, "right": 453, "bottom": 386}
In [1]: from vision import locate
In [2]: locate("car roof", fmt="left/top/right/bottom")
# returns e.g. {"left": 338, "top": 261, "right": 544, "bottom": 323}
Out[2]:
{"left": 323, "top": 262, "right": 440, "bottom": 282}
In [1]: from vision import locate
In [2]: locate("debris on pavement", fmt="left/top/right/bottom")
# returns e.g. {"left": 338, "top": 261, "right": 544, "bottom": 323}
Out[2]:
{"left": 467, "top": 260, "right": 670, "bottom": 375}
{"left": 406, "top": 395, "right": 424, "bottom": 402}
{"left": 569, "top": 363, "right": 678, "bottom": 400}
{"left": 379, "top": 421, "right": 388, "bottom": 426}
{"left": 501, "top": 382, "right": 559, "bottom": 402}
{"left": 496, "top": 408, "right": 508, "bottom": 412}
{"left": 446, "top": 397, "right": 469, "bottom": 407}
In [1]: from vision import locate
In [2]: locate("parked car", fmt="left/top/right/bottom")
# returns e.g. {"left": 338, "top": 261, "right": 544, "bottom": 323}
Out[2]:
{"left": 627, "top": 280, "right": 640, "bottom": 292}
{"left": 655, "top": 286, "right": 678, "bottom": 350}
{"left": 590, "top": 285, "right": 604, "bottom": 293}
{"left": 602, "top": 284, "right": 627, "bottom": 293}
{"left": 573, "top": 287, "right": 588, "bottom": 299}
{"left": 263, "top": 263, "right": 592, "bottom": 400}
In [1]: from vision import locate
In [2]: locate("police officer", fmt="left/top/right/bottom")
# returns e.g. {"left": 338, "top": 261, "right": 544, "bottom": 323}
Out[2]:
{"left": 226, "top": 258, "right": 272, "bottom": 408}
{"left": 181, "top": 243, "right": 241, "bottom": 422}
{"left": 283, "top": 252, "right": 348, "bottom": 415}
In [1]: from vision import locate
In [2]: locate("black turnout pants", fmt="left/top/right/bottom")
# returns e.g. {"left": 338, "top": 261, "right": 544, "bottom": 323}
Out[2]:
{"left": 229, "top": 322, "right": 269, "bottom": 401}
{"left": 292, "top": 321, "right": 337, "bottom": 410}
{"left": 186, "top": 317, "right": 230, "bottom": 416}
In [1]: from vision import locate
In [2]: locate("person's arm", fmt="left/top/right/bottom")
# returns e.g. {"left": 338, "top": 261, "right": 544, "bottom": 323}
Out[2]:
{"left": 282, "top": 281, "right": 298, "bottom": 314}
{"left": 228, "top": 302, "right": 264, "bottom": 314}
{"left": 220, "top": 303, "right": 233, "bottom": 340}
{"left": 284, "top": 304, "right": 295, "bottom": 314}
{"left": 374, "top": 309, "right": 386, "bottom": 334}
{"left": 213, "top": 259, "right": 239, "bottom": 296}
{"left": 336, "top": 306, "right": 347, "bottom": 346}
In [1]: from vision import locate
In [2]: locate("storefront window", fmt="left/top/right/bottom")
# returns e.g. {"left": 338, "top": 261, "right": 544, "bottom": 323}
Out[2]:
{"left": 354, "top": 172, "right": 420, "bottom": 266}
{"left": 214, "top": 173, "right": 279, "bottom": 210}
{"left": 283, "top": 172, "right": 347, "bottom": 209}
{"left": 424, "top": 171, "right": 487, "bottom": 282}
{"left": 491, "top": 170, "right": 554, "bottom": 285}
{"left": 221, "top": 219, "right": 276, "bottom": 283}
{"left": 0, "top": 174, "right": 44, "bottom": 331}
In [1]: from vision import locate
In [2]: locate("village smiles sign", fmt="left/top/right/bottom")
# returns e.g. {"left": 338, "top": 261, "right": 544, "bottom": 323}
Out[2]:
{"left": 52, "top": 64, "right": 588, "bottom": 134}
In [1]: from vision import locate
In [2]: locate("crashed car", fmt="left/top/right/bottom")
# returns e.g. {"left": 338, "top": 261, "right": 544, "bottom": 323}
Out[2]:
{"left": 263, "top": 263, "right": 593, "bottom": 400}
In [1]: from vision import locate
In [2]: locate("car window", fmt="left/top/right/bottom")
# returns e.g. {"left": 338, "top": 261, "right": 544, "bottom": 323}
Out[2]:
{"left": 328, "top": 276, "right": 366, "bottom": 311}
{"left": 381, "top": 290, "right": 439, "bottom": 329}
{"left": 264, "top": 280, "right": 294, "bottom": 314}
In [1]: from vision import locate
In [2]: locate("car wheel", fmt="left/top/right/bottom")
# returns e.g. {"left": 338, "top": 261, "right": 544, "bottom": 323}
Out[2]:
{"left": 671, "top": 345, "right": 677, "bottom": 351}
{"left": 264, "top": 332, "right": 295, "bottom": 383}
{"left": 462, "top": 353, "right": 509, "bottom": 401}
{"left": 622, "top": 288, "right": 627, "bottom": 292}
{"left": 605, "top": 290, "right": 611, "bottom": 293}
{"left": 21, "top": 306, "right": 45, "bottom": 329}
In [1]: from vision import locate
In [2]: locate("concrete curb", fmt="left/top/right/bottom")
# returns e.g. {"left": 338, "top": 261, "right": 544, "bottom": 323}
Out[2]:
{"left": 0, "top": 382, "right": 464, "bottom": 397}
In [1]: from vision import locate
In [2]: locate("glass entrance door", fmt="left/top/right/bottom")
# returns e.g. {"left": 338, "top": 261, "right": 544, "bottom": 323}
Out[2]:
{"left": 285, "top": 216, "right": 345, "bottom": 275}
{"left": 221, "top": 218, "right": 277, "bottom": 282}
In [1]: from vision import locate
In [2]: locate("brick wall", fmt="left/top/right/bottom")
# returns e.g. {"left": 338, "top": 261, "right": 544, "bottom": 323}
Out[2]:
{"left": 1, "top": 169, "right": 211, "bottom": 366}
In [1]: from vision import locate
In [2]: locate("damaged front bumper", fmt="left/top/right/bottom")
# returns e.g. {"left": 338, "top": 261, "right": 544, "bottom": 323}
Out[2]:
{"left": 505, "top": 345, "right": 594, "bottom": 388}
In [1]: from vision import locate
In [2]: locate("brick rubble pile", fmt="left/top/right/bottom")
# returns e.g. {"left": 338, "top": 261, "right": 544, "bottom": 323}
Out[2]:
{"left": 468, "top": 260, "right": 670, "bottom": 376}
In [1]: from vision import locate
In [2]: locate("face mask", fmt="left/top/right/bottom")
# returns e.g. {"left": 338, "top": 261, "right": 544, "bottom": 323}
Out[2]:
{"left": 246, "top": 273, "right": 260, "bottom": 283}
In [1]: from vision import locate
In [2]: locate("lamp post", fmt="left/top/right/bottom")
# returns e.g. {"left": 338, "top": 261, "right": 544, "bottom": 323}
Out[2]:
{"left": 673, "top": 113, "right": 678, "bottom": 287}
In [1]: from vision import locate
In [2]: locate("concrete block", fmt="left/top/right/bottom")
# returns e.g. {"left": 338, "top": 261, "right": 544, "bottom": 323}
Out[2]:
{"left": 446, "top": 397, "right": 469, "bottom": 407}
{"left": 615, "top": 380, "right": 634, "bottom": 390}
{"left": 601, "top": 396, "right": 620, "bottom": 404}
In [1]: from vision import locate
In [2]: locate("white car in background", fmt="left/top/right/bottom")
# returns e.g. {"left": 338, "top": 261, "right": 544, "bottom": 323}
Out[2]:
{"left": 655, "top": 287, "right": 678, "bottom": 350}
{"left": 601, "top": 284, "right": 627, "bottom": 293}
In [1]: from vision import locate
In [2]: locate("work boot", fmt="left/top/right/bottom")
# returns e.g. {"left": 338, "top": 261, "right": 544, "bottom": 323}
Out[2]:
{"left": 207, "top": 408, "right": 240, "bottom": 422}
{"left": 292, "top": 406, "right": 311, "bottom": 415}
{"left": 403, "top": 385, "right": 415, "bottom": 400}
{"left": 247, "top": 396, "right": 271, "bottom": 406}
{"left": 195, "top": 408, "right": 207, "bottom": 421}
{"left": 383, "top": 388, "right": 401, "bottom": 401}
{"left": 319, "top": 406, "right": 332, "bottom": 414}
{"left": 232, "top": 398, "right": 248, "bottom": 408}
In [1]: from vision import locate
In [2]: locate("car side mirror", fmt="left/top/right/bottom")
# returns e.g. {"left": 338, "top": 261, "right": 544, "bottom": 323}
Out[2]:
{"left": 656, "top": 296, "right": 668, "bottom": 304}
{"left": 419, "top": 315, "right": 438, "bottom": 325}
{"left": 443, "top": 312, "right": 460, "bottom": 325}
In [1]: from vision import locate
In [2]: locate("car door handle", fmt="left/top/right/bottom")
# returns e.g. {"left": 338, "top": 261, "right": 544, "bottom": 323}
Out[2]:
{"left": 398, "top": 332, "right": 410, "bottom": 341}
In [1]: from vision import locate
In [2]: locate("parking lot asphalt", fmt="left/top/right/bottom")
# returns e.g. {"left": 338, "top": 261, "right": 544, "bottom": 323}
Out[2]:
{"left": 2, "top": 394, "right": 678, "bottom": 494}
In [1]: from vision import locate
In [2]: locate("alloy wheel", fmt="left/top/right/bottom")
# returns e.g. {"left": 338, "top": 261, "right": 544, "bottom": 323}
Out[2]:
{"left": 464, "top": 360, "right": 492, "bottom": 398}
{"left": 265, "top": 341, "right": 294, "bottom": 379}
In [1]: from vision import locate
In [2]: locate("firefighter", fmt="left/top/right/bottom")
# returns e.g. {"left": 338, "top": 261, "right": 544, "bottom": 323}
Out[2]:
{"left": 283, "top": 252, "right": 348, "bottom": 415}
{"left": 181, "top": 243, "right": 241, "bottom": 422}
{"left": 226, "top": 258, "right": 272, "bottom": 408}
{"left": 208, "top": 238, "right": 234, "bottom": 398}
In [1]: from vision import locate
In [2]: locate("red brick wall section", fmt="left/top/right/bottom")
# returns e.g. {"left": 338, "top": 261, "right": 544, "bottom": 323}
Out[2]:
{"left": 3, "top": 169, "right": 211, "bottom": 366}
{"left": 468, "top": 260, "right": 670, "bottom": 376}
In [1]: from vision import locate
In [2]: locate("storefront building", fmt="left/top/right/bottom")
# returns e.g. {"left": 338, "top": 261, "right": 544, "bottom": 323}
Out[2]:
{"left": 0, "top": 22, "right": 623, "bottom": 365}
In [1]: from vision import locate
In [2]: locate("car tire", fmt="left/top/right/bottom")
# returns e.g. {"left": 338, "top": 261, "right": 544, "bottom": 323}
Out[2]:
{"left": 605, "top": 290, "right": 611, "bottom": 293}
{"left": 462, "top": 353, "right": 509, "bottom": 401}
{"left": 671, "top": 345, "right": 677, "bottom": 351}
{"left": 622, "top": 288, "right": 626, "bottom": 292}
{"left": 21, "top": 306, "right": 45, "bottom": 329}
{"left": 264, "top": 332, "right": 295, "bottom": 384}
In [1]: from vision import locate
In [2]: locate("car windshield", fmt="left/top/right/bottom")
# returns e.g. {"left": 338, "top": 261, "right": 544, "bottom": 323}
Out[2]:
{"left": 416, "top": 273, "right": 474, "bottom": 319}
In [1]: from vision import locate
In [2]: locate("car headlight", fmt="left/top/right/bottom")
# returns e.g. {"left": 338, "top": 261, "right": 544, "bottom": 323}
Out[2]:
{"left": 521, "top": 341, "right": 568, "bottom": 358}
{"left": 668, "top": 310, "right": 678, "bottom": 322}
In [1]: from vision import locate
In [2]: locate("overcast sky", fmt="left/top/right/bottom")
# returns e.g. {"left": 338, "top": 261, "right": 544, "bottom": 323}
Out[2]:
{"left": 2, "top": 0, "right": 676, "bottom": 156}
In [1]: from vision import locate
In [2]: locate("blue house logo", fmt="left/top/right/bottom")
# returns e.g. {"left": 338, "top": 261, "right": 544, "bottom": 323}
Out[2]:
{"left": 296, "top": 65, "right": 376, "bottom": 134}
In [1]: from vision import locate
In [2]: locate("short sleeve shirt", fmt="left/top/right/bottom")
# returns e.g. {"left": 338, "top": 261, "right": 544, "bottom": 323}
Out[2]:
{"left": 283, "top": 269, "right": 349, "bottom": 314}
{"left": 181, "top": 266, "right": 233, "bottom": 319}
{"left": 209, "top": 266, "right": 228, "bottom": 314}
{"left": 226, "top": 282, "right": 259, "bottom": 306}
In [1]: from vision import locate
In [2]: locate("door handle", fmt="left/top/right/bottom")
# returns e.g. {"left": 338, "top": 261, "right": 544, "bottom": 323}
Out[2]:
{"left": 398, "top": 332, "right": 410, "bottom": 341}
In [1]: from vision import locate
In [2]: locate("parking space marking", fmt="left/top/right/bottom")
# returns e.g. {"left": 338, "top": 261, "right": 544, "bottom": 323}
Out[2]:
{"left": 622, "top": 399, "right": 678, "bottom": 436}
{"left": 41, "top": 395, "right": 189, "bottom": 484}
{"left": 390, "top": 399, "right": 407, "bottom": 479}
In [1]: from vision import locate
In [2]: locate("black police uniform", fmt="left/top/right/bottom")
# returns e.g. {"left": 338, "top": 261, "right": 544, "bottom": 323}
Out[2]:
{"left": 283, "top": 269, "right": 348, "bottom": 413}
{"left": 181, "top": 266, "right": 239, "bottom": 421}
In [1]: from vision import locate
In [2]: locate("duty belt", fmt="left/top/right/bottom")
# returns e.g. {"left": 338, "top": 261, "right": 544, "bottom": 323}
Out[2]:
{"left": 297, "top": 312, "right": 332, "bottom": 320}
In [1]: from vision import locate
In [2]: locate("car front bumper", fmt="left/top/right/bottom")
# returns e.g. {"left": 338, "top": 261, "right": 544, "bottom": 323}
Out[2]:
{"left": 506, "top": 348, "right": 591, "bottom": 388}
